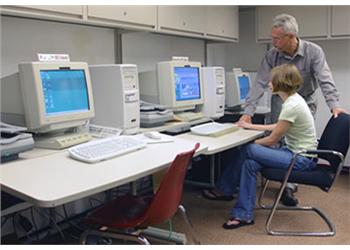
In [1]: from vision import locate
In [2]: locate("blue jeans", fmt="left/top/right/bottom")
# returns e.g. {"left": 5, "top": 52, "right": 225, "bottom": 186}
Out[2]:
{"left": 221, "top": 144, "right": 317, "bottom": 221}
{"left": 216, "top": 147, "right": 243, "bottom": 195}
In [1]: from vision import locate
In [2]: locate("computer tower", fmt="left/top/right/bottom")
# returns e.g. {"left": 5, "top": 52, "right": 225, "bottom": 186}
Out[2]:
{"left": 89, "top": 64, "right": 140, "bottom": 135}
{"left": 201, "top": 67, "right": 225, "bottom": 119}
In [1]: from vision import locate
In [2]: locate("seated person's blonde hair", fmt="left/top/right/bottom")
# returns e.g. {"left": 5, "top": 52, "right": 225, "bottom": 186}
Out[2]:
{"left": 271, "top": 64, "right": 303, "bottom": 95}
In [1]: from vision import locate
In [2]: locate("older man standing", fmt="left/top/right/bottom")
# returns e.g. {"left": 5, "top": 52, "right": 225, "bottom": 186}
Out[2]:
{"left": 240, "top": 13, "right": 347, "bottom": 206}
{"left": 203, "top": 13, "right": 347, "bottom": 206}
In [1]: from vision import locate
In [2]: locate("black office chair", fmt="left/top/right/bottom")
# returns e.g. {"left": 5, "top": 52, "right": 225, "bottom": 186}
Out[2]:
{"left": 258, "top": 113, "right": 350, "bottom": 237}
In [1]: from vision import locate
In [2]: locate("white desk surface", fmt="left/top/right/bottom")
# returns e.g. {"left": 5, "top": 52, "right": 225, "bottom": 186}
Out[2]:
{"left": 139, "top": 117, "right": 210, "bottom": 133}
{"left": 0, "top": 137, "right": 207, "bottom": 208}
{"left": 139, "top": 121, "right": 188, "bottom": 133}
{"left": 225, "top": 106, "right": 271, "bottom": 115}
{"left": 177, "top": 128, "right": 265, "bottom": 155}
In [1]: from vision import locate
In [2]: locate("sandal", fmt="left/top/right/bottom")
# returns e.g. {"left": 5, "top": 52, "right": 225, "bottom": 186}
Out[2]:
{"left": 202, "top": 189, "right": 234, "bottom": 201}
{"left": 222, "top": 217, "right": 254, "bottom": 230}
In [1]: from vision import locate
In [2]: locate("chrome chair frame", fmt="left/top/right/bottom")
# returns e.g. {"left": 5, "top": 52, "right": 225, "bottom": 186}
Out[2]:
{"left": 80, "top": 228, "right": 151, "bottom": 245}
{"left": 258, "top": 149, "right": 345, "bottom": 237}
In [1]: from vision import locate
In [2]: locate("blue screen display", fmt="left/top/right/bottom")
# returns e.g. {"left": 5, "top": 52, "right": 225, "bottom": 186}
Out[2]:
{"left": 174, "top": 67, "right": 201, "bottom": 101}
{"left": 238, "top": 75, "right": 250, "bottom": 101}
{"left": 40, "top": 70, "right": 90, "bottom": 116}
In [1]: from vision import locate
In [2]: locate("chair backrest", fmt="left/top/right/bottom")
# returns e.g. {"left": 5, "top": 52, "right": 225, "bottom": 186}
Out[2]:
{"left": 317, "top": 113, "right": 350, "bottom": 171}
{"left": 138, "top": 143, "right": 200, "bottom": 227}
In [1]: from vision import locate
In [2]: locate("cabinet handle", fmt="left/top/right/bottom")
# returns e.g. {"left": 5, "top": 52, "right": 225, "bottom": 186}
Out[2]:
{"left": 183, "top": 21, "right": 186, "bottom": 26}
{"left": 123, "top": 11, "right": 127, "bottom": 16}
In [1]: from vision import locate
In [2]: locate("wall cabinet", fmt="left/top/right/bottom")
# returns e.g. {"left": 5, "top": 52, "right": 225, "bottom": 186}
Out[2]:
{"left": 256, "top": 6, "right": 329, "bottom": 42}
{"left": 158, "top": 6, "right": 206, "bottom": 36}
{"left": 331, "top": 6, "right": 350, "bottom": 37}
{"left": 1, "top": 5, "right": 239, "bottom": 42}
{"left": 19, "top": 5, "right": 84, "bottom": 16}
{"left": 205, "top": 6, "right": 239, "bottom": 41}
{"left": 0, "top": 5, "right": 84, "bottom": 20}
{"left": 87, "top": 6, "right": 156, "bottom": 30}
{"left": 157, "top": 6, "right": 239, "bottom": 42}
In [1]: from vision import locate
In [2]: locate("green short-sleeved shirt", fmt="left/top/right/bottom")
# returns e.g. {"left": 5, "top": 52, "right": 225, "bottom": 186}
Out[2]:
{"left": 279, "top": 93, "right": 318, "bottom": 153}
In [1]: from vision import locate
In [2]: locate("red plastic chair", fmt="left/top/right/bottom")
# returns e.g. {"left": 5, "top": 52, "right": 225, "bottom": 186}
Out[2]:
{"left": 80, "top": 143, "right": 201, "bottom": 245}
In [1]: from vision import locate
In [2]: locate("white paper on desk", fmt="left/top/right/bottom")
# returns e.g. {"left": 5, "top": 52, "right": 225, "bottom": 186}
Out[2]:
{"left": 131, "top": 134, "right": 174, "bottom": 144}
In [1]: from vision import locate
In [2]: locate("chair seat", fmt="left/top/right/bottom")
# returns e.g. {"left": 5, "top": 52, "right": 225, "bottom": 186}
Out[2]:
{"left": 85, "top": 195, "right": 153, "bottom": 229}
{"left": 261, "top": 164, "right": 334, "bottom": 191}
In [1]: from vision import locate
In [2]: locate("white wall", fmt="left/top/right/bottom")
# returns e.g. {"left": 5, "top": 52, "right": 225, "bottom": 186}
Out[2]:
{"left": 313, "top": 39, "right": 350, "bottom": 132}
{"left": 0, "top": 16, "right": 116, "bottom": 78}
{"left": 313, "top": 39, "right": 350, "bottom": 166}
{"left": 207, "top": 7, "right": 267, "bottom": 71}
{"left": 121, "top": 31, "right": 205, "bottom": 72}
{"left": 0, "top": 15, "right": 117, "bottom": 236}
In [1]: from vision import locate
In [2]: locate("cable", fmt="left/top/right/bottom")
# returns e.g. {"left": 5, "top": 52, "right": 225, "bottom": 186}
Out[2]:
{"left": 167, "top": 219, "right": 173, "bottom": 241}
{"left": 33, "top": 208, "right": 65, "bottom": 240}
{"left": 30, "top": 207, "right": 40, "bottom": 241}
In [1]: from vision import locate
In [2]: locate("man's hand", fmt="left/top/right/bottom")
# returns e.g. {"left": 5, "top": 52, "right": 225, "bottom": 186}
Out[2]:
{"left": 239, "top": 114, "right": 252, "bottom": 124}
{"left": 332, "top": 107, "right": 349, "bottom": 118}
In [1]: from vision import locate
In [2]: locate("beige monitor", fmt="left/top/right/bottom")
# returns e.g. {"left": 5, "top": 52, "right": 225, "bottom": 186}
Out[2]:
{"left": 156, "top": 60, "right": 204, "bottom": 112}
{"left": 17, "top": 62, "right": 95, "bottom": 133}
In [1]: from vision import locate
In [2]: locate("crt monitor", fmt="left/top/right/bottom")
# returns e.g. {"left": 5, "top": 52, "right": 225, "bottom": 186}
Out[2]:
{"left": 157, "top": 61, "right": 204, "bottom": 111}
{"left": 225, "top": 70, "right": 251, "bottom": 108}
{"left": 237, "top": 74, "right": 250, "bottom": 102}
{"left": 16, "top": 62, "right": 94, "bottom": 133}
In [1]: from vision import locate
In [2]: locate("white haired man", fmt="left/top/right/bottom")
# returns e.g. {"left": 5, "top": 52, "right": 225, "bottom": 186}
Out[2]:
{"left": 203, "top": 13, "right": 347, "bottom": 206}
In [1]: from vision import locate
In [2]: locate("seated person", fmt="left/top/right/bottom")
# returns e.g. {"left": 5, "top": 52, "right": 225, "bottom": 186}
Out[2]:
{"left": 208, "top": 64, "right": 318, "bottom": 229}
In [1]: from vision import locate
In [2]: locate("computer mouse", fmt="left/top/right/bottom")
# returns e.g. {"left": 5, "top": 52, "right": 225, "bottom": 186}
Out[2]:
{"left": 144, "top": 131, "right": 162, "bottom": 140}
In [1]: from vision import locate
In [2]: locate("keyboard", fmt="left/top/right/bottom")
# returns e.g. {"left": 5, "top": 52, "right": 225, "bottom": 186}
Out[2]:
{"left": 68, "top": 136, "right": 147, "bottom": 163}
{"left": 190, "top": 122, "right": 239, "bottom": 137}
{"left": 174, "top": 112, "right": 204, "bottom": 122}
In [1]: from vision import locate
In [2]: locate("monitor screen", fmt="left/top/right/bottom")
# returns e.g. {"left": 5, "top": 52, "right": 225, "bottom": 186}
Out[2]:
{"left": 40, "top": 70, "right": 90, "bottom": 116}
{"left": 174, "top": 67, "right": 201, "bottom": 101}
{"left": 238, "top": 75, "right": 250, "bottom": 101}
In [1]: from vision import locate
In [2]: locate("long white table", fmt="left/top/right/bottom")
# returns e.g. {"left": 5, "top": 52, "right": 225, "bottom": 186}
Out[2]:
{"left": 178, "top": 128, "right": 264, "bottom": 155}
{"left": 177, "top": 128, "right": 265, "bottom": 187}
{"left": 1, "top": 126, "right": 264, "bottom": 205}
{"left": 0, "top": 137, "right": 207, "bottom": 208}
{"left": 1, "top": 127, "right": 264, "bottom": 244}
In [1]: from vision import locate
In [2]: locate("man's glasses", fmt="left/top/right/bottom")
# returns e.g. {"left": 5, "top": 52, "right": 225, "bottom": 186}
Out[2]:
{"left": 271, "top": 34, "right": 288, "bottom": 41}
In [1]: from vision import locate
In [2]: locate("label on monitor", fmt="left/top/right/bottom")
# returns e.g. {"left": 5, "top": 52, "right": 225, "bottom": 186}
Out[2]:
{"left": 38, "top": 53, "right": 70, "bottom": 62}
{"left": 171, "top": 56, "right": 189, "bottom": 62}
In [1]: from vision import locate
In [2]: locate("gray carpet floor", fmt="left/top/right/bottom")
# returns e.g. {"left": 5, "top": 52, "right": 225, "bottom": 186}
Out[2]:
{"left": 170, "top": 172, "right": 350, "bottom": 245}
{"left": 4, "top": 173, "right": 348, "bottom": 245}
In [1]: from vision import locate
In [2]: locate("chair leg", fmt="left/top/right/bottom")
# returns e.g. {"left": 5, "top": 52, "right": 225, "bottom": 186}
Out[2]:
{"left": 258, "top": 179, "right": 271, "bottom": 209}
{"left": 178, "top": 205, "right": 201, "bottom": 245}
{"left": 264, "top": 182, "right": 336, "bottom": 237}
{"left": 80, "top": 229, "right": 151, "bottom": 245}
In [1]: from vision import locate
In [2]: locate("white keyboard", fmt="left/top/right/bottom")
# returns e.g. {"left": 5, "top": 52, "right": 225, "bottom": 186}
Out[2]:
{"left": 68, "top": 136, "right": 147, "bottom": 163}
{"left": 190, "top": 122, "right": 239, "bottom": 137}
{"left": 174, "top": 112, "right": 204, "bottom": 122}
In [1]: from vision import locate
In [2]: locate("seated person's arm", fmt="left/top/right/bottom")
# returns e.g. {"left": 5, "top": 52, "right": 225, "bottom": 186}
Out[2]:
{"left": 254, "top": 120, "right": 291, "bottom": 147}
{"left": 237, "top": 120, "right": 276, "bottom": 131}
